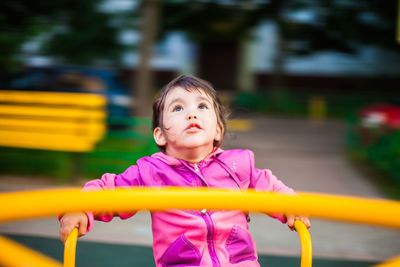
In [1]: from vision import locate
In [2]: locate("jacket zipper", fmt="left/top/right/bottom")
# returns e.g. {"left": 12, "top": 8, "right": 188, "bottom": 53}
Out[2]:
{"left": 190, "top": 162, "right": 220, "bottom": 265}
{"left": 193, "top": 163, "right": 201, "bottom": 186}
{"left": 201, "top": 209, "right": 221, "bottom": 267}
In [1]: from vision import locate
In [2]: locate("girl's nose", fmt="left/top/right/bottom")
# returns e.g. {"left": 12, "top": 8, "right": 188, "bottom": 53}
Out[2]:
{"left": 186, "top": 111, "right": 198, "bottom": 120}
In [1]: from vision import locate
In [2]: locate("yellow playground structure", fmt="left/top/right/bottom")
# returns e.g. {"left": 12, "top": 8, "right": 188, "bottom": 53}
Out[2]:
{"left": 0, "top": 187, "right": 399, "bottom": 267}
{"left": 0, "top": 90, "right": 106, "bottom": 152}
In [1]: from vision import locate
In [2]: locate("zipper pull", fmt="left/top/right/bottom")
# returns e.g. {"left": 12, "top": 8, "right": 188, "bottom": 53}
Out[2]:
{"left": 201, "top": 208, "right": 207, "bottom": 215}
{"left": 194, "top": 163, "right": 199, "bottom": 172}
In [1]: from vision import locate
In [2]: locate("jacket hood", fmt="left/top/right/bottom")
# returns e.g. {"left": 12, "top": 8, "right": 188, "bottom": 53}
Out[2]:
{"left": 151, "top": 147, "right": 224, "bottom": 166}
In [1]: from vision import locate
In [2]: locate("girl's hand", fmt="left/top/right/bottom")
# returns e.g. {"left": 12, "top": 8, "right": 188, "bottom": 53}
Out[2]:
{"left": 285, "top": 214, "right": 311, "bottom": 231}
{"left": 59, "top": 212, "right": 88, "bottom": 243}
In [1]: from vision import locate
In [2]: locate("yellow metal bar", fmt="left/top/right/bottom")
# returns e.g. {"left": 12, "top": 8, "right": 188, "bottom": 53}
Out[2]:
{"left": 0, "top": 105, "right": 106, "bottom": 119}
{"left": 0, "top": 133, "right": 95, "bottom": 152}
{"left": 0, "top": 188, "right": 399, "bottom": 229}
{"left": 62, "top": 210, "right": 312, "bottom": 267}
{"left": 0, "top": 126, "right": 105, "bottom": 150}
{"left": 374, "top": 255, "right": 400, "bottom": 267}
{"left": 64, "top": 228, "right": 78, "bottom": 267}
{"left": 0, "top": 235, "right": 62, "bottom": 267}
{"left": 295, "top": 220, "right": 312, "bottom": 267}
{"left": 0, "top": 139, "right": 93, "bottom": 152}
{"left": 0, "top": 118, "right": 105, "bottom": 135}
{"left": 60, "top": 217, "right": 313, "bottom": 267}
{"left": 0, "top": 90, "right": 106, "bottom": 107}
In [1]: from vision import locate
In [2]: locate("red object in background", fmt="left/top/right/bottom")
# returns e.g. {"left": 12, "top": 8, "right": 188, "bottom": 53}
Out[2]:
{"left": 359, "top": 104, "right": 400, "bottom": 129}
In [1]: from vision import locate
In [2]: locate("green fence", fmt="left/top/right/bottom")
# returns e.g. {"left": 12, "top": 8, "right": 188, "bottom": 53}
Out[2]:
{"left": 82, "top": 116, "right": 158, "bottom": 178}
{"left": 234, "top": 90, "right": 400, "bottom": 119}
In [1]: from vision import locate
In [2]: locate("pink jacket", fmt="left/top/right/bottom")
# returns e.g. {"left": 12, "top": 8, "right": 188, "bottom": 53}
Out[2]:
{"left": 83, "top": 149, "right": 295, "bottom": 267}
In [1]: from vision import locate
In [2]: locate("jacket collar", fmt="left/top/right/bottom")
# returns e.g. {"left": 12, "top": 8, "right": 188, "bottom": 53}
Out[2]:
{"left": 151, "top": 147, "right": 224, "bottom": 166}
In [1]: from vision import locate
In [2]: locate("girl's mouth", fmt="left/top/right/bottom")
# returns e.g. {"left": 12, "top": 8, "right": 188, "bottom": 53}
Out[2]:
{"left": 185, "top": 123, "right": 202, "bottom": 131}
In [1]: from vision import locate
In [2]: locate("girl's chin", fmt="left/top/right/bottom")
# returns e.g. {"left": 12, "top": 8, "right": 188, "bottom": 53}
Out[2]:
{"left": 179, "top": 142, "right": 214, "bottom": 150}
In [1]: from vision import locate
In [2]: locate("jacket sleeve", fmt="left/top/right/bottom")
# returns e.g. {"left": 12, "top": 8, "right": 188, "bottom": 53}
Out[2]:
{"left": 83, "top": 165, "right": 143, "bottom": 232}
{"left": 247, "top": 150, "right": 296, "bottom": 223}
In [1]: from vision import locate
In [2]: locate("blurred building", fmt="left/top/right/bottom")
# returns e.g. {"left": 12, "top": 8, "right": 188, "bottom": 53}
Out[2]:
{"left": 21, "top": 1, "right": 400, "bottom": 93}
{"left": 118, "top": 20, "right": 400, "bottom": 92}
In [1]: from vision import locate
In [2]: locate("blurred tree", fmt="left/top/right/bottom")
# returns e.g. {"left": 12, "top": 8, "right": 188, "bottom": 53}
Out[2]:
{"left": 0, "top": 0, "right": 128, "bottom": 74}
{"left": 268, "top": 0, "right": 399, "bottom": 89}
{"left": 282, "top": 0, "right": 398, "bottom": 54}
{"left": 159, "top": 0, "right": 399, "bottom": 90}
{"left": 135, "top": 0, "right": 160, "bottom": 117}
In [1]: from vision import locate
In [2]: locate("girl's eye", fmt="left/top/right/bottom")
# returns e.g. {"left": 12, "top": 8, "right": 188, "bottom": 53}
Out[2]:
{"left": 198, "top": 103, "right": 208, "bottom": 110}
{"left": 173, "top": 105, "right": 183, "bottom": 112}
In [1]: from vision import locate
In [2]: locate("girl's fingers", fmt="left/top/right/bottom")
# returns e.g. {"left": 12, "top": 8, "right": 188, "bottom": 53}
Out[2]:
{"left": 302, "top": 217, "right": 311, "bottom": 228}
{"left": 77, "top": 218, "right": 88, "bottom": 237}
{"left": 286, "top": 215, "right": 311, "bottom": 231}
{"left": 286, "top": 214, "right": 296, "bottom": 231}
{"left": 59, "top": 213, "right": 88, "bottom": 243}
{"left": 60, "top": 224, "right": 74, "bottom": 243}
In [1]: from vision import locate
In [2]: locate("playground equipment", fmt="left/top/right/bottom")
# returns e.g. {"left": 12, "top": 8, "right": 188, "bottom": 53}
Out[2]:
{"left": 64, "top": 228, "right": 79, "bottom": 267}
{"left": 0, "top": 90, "right": 106, "bottom": 152}
{"left": 0, "top": 187, "right": 399, "bottom": 266}
{"left": 62, "top": 214, "right": 312, "bottom": 267}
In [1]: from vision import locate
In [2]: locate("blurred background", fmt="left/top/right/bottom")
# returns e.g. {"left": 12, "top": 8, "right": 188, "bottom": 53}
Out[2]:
{"left": 1, "top": 0, "right": 400, "bottom": 266}
{"left": 0, "top": 0, "right": 399, "bottom": 185}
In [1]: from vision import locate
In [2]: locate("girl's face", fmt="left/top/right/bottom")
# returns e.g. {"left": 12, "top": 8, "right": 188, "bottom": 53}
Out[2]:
{"left": 153, "top": 86, "right": 222, "bottom": 161}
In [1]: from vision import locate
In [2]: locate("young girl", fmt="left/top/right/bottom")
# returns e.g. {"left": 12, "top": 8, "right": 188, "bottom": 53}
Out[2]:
{"left": 59, "top": 74, "right": 310, "bottom": 267}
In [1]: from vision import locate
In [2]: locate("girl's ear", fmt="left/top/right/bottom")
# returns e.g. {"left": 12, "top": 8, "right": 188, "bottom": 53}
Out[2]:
{"left": 214, "top": 125, "right": 222, "bottom": 142}
{"left": 153, "top": 127, "right": 167, "bottom": 146}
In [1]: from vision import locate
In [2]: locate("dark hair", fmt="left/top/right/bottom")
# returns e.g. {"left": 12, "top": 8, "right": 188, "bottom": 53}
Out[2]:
{"left": 152, "top": 74, "right": 227, "bottom": 152}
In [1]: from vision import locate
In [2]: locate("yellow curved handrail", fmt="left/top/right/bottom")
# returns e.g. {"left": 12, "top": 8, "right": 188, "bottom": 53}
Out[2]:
{"left": 63, "top": 221, "right": 312, "bottom": 267}
{"left": 1, "top": 188, "right": 399, "bottom": 228}
{"left": 295, "top": 220, "right": 312, "bottom": 267}
{"left": 64, "top": 227, "right": 78, "bottom": 267}
{"left": 0, "top": 187, "right": 399, "bottom": 266}
{"left": 0, "top": 235, "right": 62, "bottom": 267}
{"left": 374, "top": 255, "right": 400, "bottom": 267}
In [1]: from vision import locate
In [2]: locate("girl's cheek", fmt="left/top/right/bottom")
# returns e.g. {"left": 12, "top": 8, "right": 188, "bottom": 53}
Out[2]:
{"left": 163, "top": 119, "right": 176, "bottom": 130}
